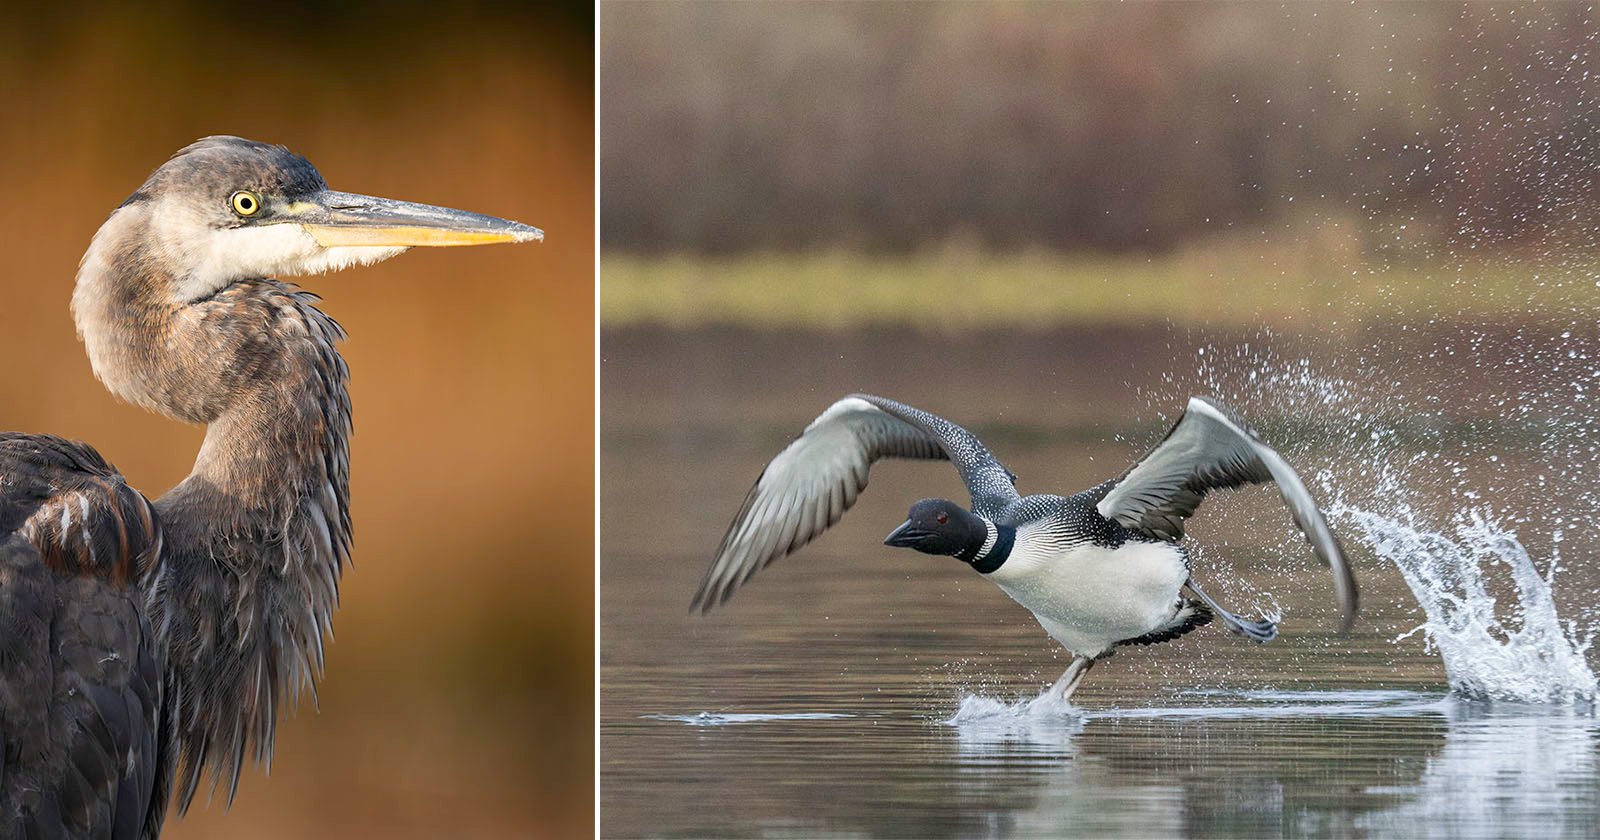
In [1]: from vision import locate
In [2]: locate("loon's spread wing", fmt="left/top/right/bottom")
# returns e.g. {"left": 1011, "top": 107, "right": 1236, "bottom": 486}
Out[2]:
{"left": 1096, "top": 397, "right": 1357, "bottom": 631}
{"left": 694, "top": 394, "right": 1018, "bottom": 612}
{"left": 853, "top": 394, "right": 1020, "bottom": 518}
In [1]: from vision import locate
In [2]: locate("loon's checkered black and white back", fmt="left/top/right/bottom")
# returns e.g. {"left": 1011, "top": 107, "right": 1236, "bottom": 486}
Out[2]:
{"left": 696, "top": 394, "right": 1356, "bottom": 636}
{"left": 993, "top": 482, "right": 1124, "bottom": 544}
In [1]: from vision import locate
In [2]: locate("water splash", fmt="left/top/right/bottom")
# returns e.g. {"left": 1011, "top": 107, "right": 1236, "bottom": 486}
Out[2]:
{"left": 945, "top": 691, "right": 1086, "bottom": 753}
{"left": 946, "top": 689, "right": 1083, "bottom": 725}
{"left": 1186, "top": 339, "right": 1600, "bottom": 705}
{"left": 1339, "top": 506, "right": 1597, "bottom": 703}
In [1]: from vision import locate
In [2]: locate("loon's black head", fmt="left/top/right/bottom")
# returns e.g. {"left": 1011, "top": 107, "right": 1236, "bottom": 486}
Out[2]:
{"left": 883, "top": 498, "right": 1013, "bottom": 572}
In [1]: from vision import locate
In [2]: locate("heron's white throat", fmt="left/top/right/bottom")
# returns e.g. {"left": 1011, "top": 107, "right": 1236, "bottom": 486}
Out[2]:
{"left": 171, "top": 224, "right": 407, "bottom": 301}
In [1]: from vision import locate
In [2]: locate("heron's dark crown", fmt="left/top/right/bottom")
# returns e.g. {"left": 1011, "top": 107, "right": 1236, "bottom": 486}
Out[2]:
{"left": 123, "top": 135, "right": 327, "bottom": 206}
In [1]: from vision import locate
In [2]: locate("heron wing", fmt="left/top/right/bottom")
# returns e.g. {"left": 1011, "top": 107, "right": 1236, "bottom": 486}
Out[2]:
{"left": 1095, "top": 397, "right": 1357, "bottom": 630}
{"left": 0, "top": 433, "right": 164, "bottom": 587}
{"left": 0, "top": 434, "right": 167, "bottom": 839}
{"left": 695, "top": 395, "right": 1014, "bottom": 612}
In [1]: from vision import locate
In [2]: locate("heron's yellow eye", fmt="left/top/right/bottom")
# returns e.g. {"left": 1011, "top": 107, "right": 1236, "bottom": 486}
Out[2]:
{"left": 230, "top": 190, "right": 262, "bottom": 217}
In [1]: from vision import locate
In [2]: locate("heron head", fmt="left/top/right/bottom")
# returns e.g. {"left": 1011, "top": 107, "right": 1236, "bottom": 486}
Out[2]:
{"left": 105, "top": 135, "right": 542, "bottom": 302}
{"left": 883, "top": 498, "right": 987, "bottom": 559}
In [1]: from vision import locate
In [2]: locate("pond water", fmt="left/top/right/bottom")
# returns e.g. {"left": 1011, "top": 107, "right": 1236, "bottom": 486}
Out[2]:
{"left": 601, "top": 325, "right": 1600, "bottom": 838}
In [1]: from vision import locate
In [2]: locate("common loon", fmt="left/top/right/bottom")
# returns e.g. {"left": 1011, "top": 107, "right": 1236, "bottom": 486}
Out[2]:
{"left": 693, "top": 394, "right": 1357, "bottom": 702}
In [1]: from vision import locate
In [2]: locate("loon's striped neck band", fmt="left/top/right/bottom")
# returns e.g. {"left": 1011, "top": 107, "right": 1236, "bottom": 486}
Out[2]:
{"left": 975, "top": 519, "right": 998, "bottom": 561}
{"left": 965, "top": 516, "right": 1015, "bottom": 574}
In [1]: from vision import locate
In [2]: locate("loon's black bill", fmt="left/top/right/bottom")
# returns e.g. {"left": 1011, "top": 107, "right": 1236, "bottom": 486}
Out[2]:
{"left": 297, "top": 190, "right": 543, "bottom": 247}
{"left": 883, "top": 520, "right": 925, "bottom": 547}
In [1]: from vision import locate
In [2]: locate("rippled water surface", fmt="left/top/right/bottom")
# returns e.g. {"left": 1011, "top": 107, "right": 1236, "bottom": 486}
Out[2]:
{"left": 601, "top": 326, "right": 1600, "bottom": 839}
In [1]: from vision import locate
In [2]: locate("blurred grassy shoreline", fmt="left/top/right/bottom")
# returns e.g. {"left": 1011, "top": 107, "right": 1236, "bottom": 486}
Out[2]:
{"left": 602, "top": 243, "right": 1599, "bottom": 330}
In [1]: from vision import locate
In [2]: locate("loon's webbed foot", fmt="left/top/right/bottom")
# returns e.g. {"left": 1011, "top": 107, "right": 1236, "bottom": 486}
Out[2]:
{"left": 1186, "top": 579, "right": 1279, "bottom": 643}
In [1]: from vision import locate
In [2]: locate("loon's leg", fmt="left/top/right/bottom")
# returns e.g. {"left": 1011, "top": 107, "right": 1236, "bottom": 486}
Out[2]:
{"left": 1186, "top": 578, "right": 1279, "bottom": 643}
{"left": 1048, "top": 655, "right": 1096, "bottom": 703}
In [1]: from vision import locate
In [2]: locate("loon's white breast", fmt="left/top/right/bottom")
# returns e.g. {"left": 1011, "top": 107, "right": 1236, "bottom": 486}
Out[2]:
{"left": 986, "top": 524, "right": 1189, "bottom": 657}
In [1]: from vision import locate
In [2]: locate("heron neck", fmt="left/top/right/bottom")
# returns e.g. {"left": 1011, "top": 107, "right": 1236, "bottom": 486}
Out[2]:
{"left": 153, "top": 280, "right": 353, "bottom": 553}
{"left": 146, "top": 287, "right": 353, "bottom": 810}
{"left": 75, "top": 209, "right": 269, "bottom": 424}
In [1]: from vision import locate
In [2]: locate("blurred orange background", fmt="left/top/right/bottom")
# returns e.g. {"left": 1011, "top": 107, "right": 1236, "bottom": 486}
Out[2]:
{"left": 0, "top": 3, "right": 592, "bottom": 837}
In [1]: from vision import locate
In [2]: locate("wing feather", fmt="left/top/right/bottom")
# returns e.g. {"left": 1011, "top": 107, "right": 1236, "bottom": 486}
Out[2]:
{"left": 1097, "top": 397, "right": 1357, "bottom": 631}
{"left": 693, "top": 396, "right": 960, "bottom": 612}
{"left": 0, "top": 435, "right": 167, "bottom": 837}
{"left": 851, "top": 394, "right": 1020, "bottom": 517}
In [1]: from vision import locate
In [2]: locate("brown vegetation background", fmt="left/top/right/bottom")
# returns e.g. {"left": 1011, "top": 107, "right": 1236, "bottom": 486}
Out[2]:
{"left": 603, "top": 2, "right": 1600, "bottom": 257}
{"left": 0, "top": 3, "right": 592, "bottom": 837}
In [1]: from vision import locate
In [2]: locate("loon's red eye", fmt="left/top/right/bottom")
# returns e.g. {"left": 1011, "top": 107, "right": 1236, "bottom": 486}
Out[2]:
{"left": 935, "top": 512, "right": 949, "bottom": 525}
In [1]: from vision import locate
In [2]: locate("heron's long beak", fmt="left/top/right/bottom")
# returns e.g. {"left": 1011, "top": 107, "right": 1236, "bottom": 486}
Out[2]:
{"left": 295, "top": 190, "right": 543, "bottom": 247}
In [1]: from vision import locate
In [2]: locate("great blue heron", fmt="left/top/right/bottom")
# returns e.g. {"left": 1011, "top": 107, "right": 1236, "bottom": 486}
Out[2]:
{"left": 0, "top": 136, "right": 541, "bottom": 837}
